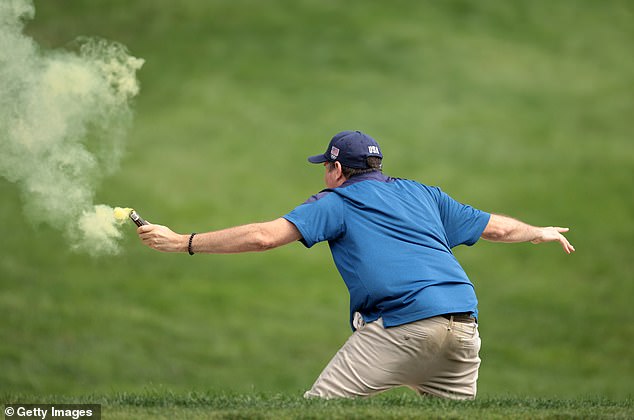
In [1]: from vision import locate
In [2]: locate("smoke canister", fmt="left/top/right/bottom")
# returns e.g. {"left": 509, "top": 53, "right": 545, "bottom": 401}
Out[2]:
{"left": 129, "top": 210, "right": 149, "bottom": 227}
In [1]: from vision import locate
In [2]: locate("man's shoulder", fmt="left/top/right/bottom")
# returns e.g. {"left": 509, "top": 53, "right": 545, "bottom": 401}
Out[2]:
{"left": 302, "top": 176, "right": 440, "bottom": 205}
{"left": 381, "top": 177, "right": 440, "bottom": 194}
{"left": 303, "top": 188, "right": 337, "bottom": 204}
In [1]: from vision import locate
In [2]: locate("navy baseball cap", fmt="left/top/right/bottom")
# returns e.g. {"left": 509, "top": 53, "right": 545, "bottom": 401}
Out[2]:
{"left": 308, "top": 130, "right": 383, "bottom": 169}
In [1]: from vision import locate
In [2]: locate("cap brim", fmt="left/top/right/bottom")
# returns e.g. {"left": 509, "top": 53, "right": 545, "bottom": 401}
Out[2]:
{"left": 307, "top": 154, "right": 328, "bottom": 164}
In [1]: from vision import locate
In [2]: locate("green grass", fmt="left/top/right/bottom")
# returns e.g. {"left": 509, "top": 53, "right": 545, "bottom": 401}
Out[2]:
{"left": 1, "top": 0, "right": 633, "bottom": 413}
{"left": 2, "top": 391, "right": 632, "bottom": 419}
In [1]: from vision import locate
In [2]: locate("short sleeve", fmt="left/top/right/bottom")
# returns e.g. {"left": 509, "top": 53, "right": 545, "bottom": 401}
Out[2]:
{"left": 434, "top": 187, "right": 491, "bottom": 248}
{"left": 283, "top": 192, "right": 345, "bottom": 248}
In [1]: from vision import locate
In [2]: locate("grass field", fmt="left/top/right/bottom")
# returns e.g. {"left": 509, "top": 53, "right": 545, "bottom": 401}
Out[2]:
{"left": 1, "top": 0, "right": 633, "bottom": 417}
{"left": 3, "top": 391, "right": 632, "bottom": 419}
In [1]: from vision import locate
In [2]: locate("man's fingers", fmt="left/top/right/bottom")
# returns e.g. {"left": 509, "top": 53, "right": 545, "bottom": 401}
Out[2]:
{"left": 561, "top": 240, "right": 571, "bottom": 254}
{"left": 566, "top": 241, "right": 576, "bottom": 253}
{"left": 558, "top": 234, "right": 575, "bottom": 254}
{"left": 137, "top": 223, "right": 162, "bottom": 236}
{"left": 137, "top": 224, "right": 154, "bottom": 234}
{"left": 537, "top": 227, "right": 575, "bottom": 254}
{"left": 134, "top": 224, "right": 183, "bottom": 252}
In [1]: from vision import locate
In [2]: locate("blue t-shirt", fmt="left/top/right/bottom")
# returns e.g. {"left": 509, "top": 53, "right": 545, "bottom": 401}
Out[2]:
{"left": 283, "top": 172, "right": 490, "bottom": 330}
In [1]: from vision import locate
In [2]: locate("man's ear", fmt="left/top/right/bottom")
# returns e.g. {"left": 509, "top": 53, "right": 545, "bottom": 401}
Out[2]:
{"left": 333, "top": 161, "right": 346, "bottom": 181}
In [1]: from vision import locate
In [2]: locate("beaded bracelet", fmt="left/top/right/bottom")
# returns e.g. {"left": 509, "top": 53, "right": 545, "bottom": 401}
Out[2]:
{"left": 188, "top": 233, "right": 196, "bottom": 255}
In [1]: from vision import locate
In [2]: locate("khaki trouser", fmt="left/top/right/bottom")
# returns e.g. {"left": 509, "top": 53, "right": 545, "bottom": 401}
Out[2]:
{"left": 304, "top": 314, "right": 481, "bottom": 400}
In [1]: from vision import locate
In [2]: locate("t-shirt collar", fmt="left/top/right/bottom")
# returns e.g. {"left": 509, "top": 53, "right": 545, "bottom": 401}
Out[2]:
{"left": 340, "top": 171, "right": 390, "bottom": 188}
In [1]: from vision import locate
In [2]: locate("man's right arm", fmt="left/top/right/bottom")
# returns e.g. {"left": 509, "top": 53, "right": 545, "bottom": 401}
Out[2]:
{"left": 481, "top": 214, "right": 575, "bottom": 254}
{"left": 137, "top": 218, "right": 302, "bottom": 254}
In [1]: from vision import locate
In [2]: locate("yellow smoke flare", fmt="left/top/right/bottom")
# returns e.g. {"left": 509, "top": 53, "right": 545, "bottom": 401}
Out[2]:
{"left": 113, "top": 207, "right": 133, "bottom": 224}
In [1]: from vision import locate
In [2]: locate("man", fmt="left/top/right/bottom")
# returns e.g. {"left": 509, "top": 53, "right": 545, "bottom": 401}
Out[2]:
{"left": 138, "top": 130, "right": 574, "bottom": 400}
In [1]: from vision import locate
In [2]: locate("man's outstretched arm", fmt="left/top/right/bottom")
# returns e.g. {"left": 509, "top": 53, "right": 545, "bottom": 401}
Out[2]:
{"left": 481, "top": 214, "right": 575, "bottom": 254}
{"left": 137, "top": 217, "right": 302, "bottom": 254}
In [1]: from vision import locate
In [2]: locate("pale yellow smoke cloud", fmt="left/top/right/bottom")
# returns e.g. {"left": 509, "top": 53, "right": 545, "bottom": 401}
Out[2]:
{"left": 0, "top": 0, "right": 144, "bottom": 256}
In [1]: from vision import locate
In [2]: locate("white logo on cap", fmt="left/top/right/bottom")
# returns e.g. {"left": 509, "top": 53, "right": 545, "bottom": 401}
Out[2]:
{"left": 330, "top": 146, "right": 340, "bottom": 160}
{"left": 368, "top": 146, "right": 380, "bottom": 154}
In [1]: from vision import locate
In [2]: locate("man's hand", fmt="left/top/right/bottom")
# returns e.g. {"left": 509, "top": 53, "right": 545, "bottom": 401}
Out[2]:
{"left": 137, "top": 224, "right": 188, "bottom": 253}
{"left": 531, "top": 226, "right": 576, "bottom": 254}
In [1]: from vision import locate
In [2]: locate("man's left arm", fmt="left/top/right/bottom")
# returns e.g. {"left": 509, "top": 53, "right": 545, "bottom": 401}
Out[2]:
{"left": 481, "top": 213, "right": 575, "bottom": 254}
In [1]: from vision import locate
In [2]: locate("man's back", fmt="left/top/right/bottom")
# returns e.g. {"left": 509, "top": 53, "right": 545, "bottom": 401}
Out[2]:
{"left": 284, "top": 171, "right": 490, "bottom": 328}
